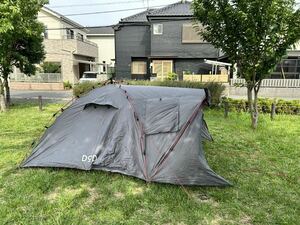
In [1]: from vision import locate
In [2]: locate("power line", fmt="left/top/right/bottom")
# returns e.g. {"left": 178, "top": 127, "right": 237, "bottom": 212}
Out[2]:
{"left": 39, "top": 5, "right": 167, "bottom": 18}
{"left": 49, "top": 0, "right": 159, "bottom": 8}
{"left": 42, "top": 18, "right": 194, "bottom": 31}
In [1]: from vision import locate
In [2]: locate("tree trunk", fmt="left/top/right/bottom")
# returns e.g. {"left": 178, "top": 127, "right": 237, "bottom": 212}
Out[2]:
{"left": 252, "top": 89, "right": 259, "bottom": 129}
{"left": 3, "top": 76, "right": 10, "bottom": 106}
{"left": 0, "top": 78, "right": 7, "bottom": 112}
{"left": 247, "top": 86, "right": 253, "bottom": 113}
{"left": 247, "top": 86, "right": 258, "bottom": 129}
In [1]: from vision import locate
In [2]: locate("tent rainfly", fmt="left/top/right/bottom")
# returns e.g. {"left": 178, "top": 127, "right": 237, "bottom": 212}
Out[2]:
{"left": 21, "top": 85, "right": 231, "bottom": 186}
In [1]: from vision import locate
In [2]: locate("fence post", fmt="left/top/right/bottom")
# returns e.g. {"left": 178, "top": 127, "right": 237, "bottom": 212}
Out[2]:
{"left": 271, "top": 103, "right": 276, "bottom": 120}
{"left": 38, "top": 96, "right": 43, "bottom": 111}
{"left": 224, "top": 101, "right": 229, "bottom": 118}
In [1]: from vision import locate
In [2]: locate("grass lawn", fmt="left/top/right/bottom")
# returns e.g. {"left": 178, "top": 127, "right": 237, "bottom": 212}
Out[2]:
{"left": 0, "top": 103, "right": 299, "bottom": 225}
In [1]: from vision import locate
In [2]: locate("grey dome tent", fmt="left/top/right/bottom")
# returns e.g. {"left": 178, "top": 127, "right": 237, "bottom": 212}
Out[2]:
{"left": 21, "top": 85, "right": 230, "bottom": 186}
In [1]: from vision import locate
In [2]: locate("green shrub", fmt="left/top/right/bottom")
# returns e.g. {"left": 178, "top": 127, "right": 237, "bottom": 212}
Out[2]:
{"left": 221, "top": 97, "right": 300, "bottom": 115}
{"left": 166, "top": 72, "right": 178, "bottom": 81}
{"left": 73, "top": 81, "right": 103, "bottom": 97}
{"left": 63, "top": 81, "right": 73, "bottom": 90}
{"left": 73, "top": 80, "right": 225, "bottom": 105}
{"left": 40, "top": 62, "right": 61, "bottom": 73}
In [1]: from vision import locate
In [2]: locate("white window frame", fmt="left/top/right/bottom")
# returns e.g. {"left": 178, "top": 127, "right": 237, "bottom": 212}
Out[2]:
{"left": 153, "top": 24, "right": 163, "bottom": 35}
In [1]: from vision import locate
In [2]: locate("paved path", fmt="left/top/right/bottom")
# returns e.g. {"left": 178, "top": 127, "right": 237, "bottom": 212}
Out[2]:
{"left": 11, "top": 90, "right": 73, "bottom": 100}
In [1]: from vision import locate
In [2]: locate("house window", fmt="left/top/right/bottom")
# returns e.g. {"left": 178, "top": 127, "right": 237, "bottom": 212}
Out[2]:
{"left": 102, "top": 61, "right": 106, "bottom": 73}
{"left": 153, "top": 24, "right": 163, "bottom": 35}
{"left": 272, "top": 58, "right": 300, "bottom": 79}
{"left": 152, "top": 60, "right": 173, "bottom": 81}
{"left": 66, "top": 29, "right": 74, "bottom": 39}
{"left": 77, "top": 33, "right": 84, "bottom": 42}
{"left": 182, "top": 23, "right": 205, "bottom": 43}
{"left": 132, "top": 61, "right": 147, "bottom": 74}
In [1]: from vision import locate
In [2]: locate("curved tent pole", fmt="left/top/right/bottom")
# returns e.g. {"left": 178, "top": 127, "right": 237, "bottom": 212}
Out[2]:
{"left": 118, "top": 86, "right": 149, "bottom": 181}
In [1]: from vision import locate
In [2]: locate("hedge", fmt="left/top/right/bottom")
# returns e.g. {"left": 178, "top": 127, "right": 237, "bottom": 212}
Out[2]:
{"left": 73, "top": 81, "right": 104, "bottom": 97}
{"left": 221, "top": 97, "right": 300, "bottom": 115}
{"left": 73, "top": 80, "right": 226, "bottom": 105}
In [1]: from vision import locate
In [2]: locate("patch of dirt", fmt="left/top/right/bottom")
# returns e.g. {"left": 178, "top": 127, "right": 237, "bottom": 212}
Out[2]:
{"left": 210, "top": 215, "right": 222, "bottom": 225}
{"left": 85, "top": 187, "right": 99, "bottom": 205}
{"left": 45, "top": 188, "right": 60, "bottom": 203}
{"left": 131, "top": 187, "right": 144, "bottom": 195}
{"left": 163, "top": 223, "right": 187, "bottom": 225}
{"left": 114, "top": 192, "right": 125, "bottom": 199}
{"left": 240, "top": 215, "right": 253, "bottom": 225}
{"left": 192, "top": 193, "right": 219, "bottom": 207}
{"left": 45, "top": 186, "right": 83, "bottom": 203}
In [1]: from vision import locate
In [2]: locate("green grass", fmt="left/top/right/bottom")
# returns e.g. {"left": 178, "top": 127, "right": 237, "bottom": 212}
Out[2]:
{"left": 0, "top": 103, "right": 299, "bottom": 225}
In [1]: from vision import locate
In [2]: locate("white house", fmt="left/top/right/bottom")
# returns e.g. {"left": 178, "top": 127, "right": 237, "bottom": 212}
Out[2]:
{"left": 86, "top": 26, "right": 115, "bottom": 74}
{"left": 38, "top": 7, "right": 99, "bottom": 84}
{"left": 11, "top": 6, "right": 99, "bottom": 85}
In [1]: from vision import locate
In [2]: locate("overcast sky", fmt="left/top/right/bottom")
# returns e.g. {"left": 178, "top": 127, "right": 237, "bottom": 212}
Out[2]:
{"left": 46, "top": 0, "right": 300, "bottom": 27}
{"left": 47, "top": 0, "right": 180, "bottom": 27}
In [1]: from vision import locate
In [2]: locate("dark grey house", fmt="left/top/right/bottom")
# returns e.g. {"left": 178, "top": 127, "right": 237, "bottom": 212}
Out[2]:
{"left": 114, "top": 1, "right": 221, "bottom": 80}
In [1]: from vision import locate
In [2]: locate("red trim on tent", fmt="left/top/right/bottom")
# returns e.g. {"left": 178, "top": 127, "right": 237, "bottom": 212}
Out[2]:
{"left": 119, "top": 87, "right": 149, "bottom": 181}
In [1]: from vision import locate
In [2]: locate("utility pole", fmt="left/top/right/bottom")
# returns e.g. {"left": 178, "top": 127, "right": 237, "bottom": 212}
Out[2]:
{"left": 143, "top": 0, "right": 149, "bottom": 10}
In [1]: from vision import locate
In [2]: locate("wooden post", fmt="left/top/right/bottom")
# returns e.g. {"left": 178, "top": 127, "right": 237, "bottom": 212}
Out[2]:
{"left": 38, "top": 96, "right": 43, "bottom": 111}
{"left": 224, "top": 101, "right": 229, "bottom": 118}
{"left": 271, "top": 103, "right": 276, "bottom": 120}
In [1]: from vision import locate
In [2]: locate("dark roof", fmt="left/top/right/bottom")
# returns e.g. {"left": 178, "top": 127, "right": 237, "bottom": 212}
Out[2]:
{"left": 87, "top": 26, "right": 114, "bottom": 35}
{"left": 121, "top": 9, "right": 156, "bottom": 23}
{"left": 149, "top": 1, "right": 192, "bottom": 16}
{"left": 120, "top": 1, "right": 192, "bottom": 23}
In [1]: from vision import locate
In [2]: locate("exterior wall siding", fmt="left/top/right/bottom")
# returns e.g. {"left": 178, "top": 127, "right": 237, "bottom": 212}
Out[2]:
{"left": 75, "top": 40, "right": 98, "bottom": 58}
{"left": 87, "top": 35, "right": 115, "bottom": 66}
{"left": 150, "top": 20, "right": 219, "bottom": 58}
{"left": 35, "top": 8, "right": 98, "bottom": 85}
{"left": 44, "top": 39, "right": 97, "bottom": 83}
{"left": 115, "top": 25, "right": 151, "bottom": 79}
{"left": 115, "top": 20, "right": 220, "bottom": 80}
{"left": 38, "top": 9, "right": 89, "bottom": 40}
{"left": 38, "top": 10, "right": 63, "bottom": 39}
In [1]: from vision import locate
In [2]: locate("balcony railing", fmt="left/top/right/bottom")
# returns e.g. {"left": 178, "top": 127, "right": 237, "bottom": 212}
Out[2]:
{"left": 65, "top": 35, "right": 97, "bottom": 47}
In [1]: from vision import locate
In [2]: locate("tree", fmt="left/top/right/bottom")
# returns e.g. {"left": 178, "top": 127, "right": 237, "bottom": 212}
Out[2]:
{"left": 0, "top": 0, "right": 47, "bottom": 111}
{"left": 40, "top": 62, "right": 61, "bottom": 73}
{"left": 193, "top": 0, "right": 300, "bottom": 128}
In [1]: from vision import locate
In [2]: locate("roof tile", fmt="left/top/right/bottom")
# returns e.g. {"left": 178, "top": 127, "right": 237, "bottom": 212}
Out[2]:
{"left": 121, "top": 1, "right": 192, "bottom": 23}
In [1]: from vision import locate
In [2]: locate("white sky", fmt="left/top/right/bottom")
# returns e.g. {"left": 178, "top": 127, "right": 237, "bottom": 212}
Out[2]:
{"left": 47, "top": 0, "right": 180, "bottom": 26}
{"left": 46, "top": 0, "right": 300, "bottom": 27}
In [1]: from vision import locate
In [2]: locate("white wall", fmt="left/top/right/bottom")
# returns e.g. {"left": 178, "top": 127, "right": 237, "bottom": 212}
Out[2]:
{"left": 38, "top": 9, "right": 88, "bottom": 40}
{"left": 38, "top": 10, "right": 63, "bottom": 39}
{"left": 87, "top": 35, "right": 115, "bottom": 66}
{"left": 294, "top": 41, "right": 300, "bottom": 50}
{"left": 61, "top": 21, "right": 88, "bottom": 40}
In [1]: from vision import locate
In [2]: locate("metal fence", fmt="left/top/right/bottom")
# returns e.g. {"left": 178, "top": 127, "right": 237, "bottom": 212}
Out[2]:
{"left": 10, "top": 73, "right": 62, "bottom": 83}
{"left": 230, "top": 78, "right": 300, "bottom": 88}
